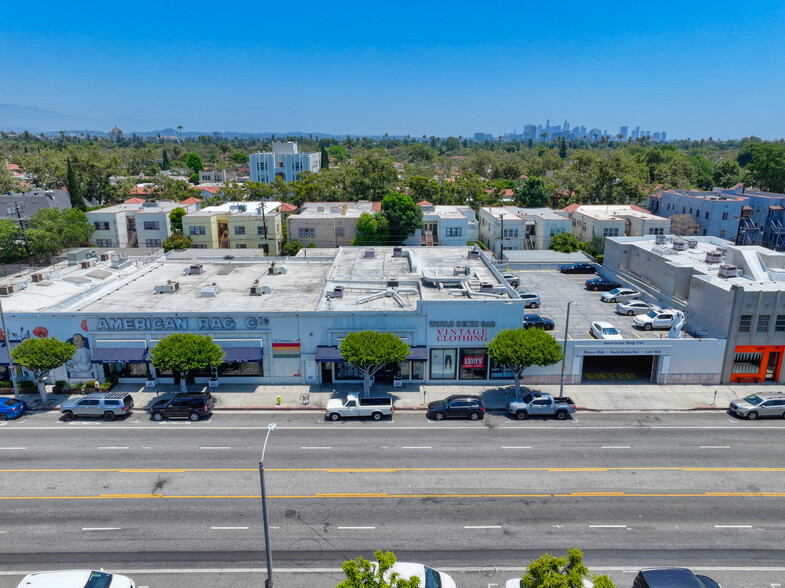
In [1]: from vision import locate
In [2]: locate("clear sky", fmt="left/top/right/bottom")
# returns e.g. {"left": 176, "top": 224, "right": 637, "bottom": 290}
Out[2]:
{"left": 2, "top": 0, "right": 785, "bottom": 139}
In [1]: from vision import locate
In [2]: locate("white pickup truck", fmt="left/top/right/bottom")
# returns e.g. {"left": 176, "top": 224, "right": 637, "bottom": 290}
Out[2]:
{"left": 325, "top": 394, "right": 394, "bottom": 421}
{"left": 633, "top": 309, "right": 684, "bottom": 331}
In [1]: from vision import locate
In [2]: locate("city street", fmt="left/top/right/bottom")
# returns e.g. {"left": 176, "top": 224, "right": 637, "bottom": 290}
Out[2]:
{"left": 0, "top": 410, "right": 783, "bottom": 587}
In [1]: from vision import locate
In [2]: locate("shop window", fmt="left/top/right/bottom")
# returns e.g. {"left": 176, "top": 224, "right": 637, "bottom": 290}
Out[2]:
{"left": 459, "top": 348, "right": 488, "bottom": 380}
{"left": 430, "top": 348, "right": 457, "bottom": 379}
{"left": 220, "top": 362, "right": 262, "bottom": 377}
{"left": 335, "top": 362, "right": 362, "bottom": 380}
{"left": 489, "top": 358, "right": 515, "bottom": 379}
{"left": 776, "top": 315, "right": 785, "bottom": 332}
{"left": 757, "top": 315, "right": 771, "bottom": 333}
{"left": 103, "top": 363, "right": 147, "bottom": 378}
{"left": 410, "top": 362, "right": 424, "bottom": 380}
{"left": 732, "top": 352, "right": 762, "bottom": 374}
{"left": 738, "top": 315, "right": 752, "bottom": 332}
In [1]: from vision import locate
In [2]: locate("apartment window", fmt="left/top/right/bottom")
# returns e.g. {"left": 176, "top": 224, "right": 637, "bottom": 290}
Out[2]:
{"left": 93, "top": 221, "right": 110, "bottom": 231}
{"left": 257, "top": 226, "right": 267, "bottom": 237}
{"left": 603, "top": 228, "right": 620, "bottom": 237}
{"left": 695, "top": 209, "right": 700, "bottom": 217}
{"left": 705, "top": 211, "right": 709, "bottom": 219}
{"left": 145, "top": 239, "right": 162, "bottom": 247}
{"left": 235, "top": 244, "right": 247, "bottom": 248}
{"left": 775, "top": 315, "right": 785, "bottom": 332}
{"left": 503, "top": 228, "right": 518, "bottom": 238}
{"left": 739, "top": 315, "right": 752, "bottom": 332}
{"left": 757, "top": 315, "right": 771, "bottom": 333}
{"left": 234, "top": 226, "right": 246, "bottom": 235}
{"left": 682, "top": 207, "right": 686, "bottom": 214}
{"left": 299, "top": 228, "right": 315, "bottom": 238}
{"left": 722, "top": 212, "right": 729, "bottom": 220}
{"left": 703, "top": 229, "right": 707, "bottom": 236}
{"left": 446, "top": 227, "right": 462, "bottom": 237}
{"left": 648, "top": 227, "right": 664, "bottom": 235}
{"left": 189, "top": 226, "right": 206, "bottom": 235}
{"left": 689, "top": 208, "right": 693, "bottom": 214}
{"left": 191, "top": 244, "right": 207, "bottom": 249}
{"left": 336, "top": 226, "right": 345, "bottom": 237}
{"left": 143, "top": 221, "right": 160, "bottom": 231}
{"left": 96, "top": 239, "right": 112, "bottom": 247}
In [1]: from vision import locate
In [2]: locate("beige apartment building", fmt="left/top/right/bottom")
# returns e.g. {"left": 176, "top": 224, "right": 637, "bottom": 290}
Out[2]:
{"left": 563, "top": 204, "right": 671, "bottom": 242}
{"left": 182, "top": 201, "right": 284, "bottom": 255}
{"left": 286, "top": 201, "right": 380, "bottom": 248}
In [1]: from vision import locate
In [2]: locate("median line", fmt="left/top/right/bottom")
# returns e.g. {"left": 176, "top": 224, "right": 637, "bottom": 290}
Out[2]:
{"left": 211, "top": 526, "right": 249, "bottom": 530}
{"left": 337, "top": 526, "right": 376, "bottom": 530}
{"left": 464, "top": 525, "right": 502, "bottom": 529}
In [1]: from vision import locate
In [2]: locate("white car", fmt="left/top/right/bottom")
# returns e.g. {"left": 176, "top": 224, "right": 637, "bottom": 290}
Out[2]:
{"left": 616, "top": 300, "right": 657, "bottom": 316}
{"left": 591, "top": 321, "right": 623, "bottom": 340}
{"left": 600, "top": 288, "right": 641, "bottom": 303}
{"left": 16, "top": 569, "right": 135, "bottom": 588}
{"left": 375, "top": 562, "right": 457, "bottom": 588}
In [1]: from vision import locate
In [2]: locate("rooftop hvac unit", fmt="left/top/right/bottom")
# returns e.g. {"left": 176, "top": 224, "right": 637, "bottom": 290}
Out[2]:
{"left": 331, "top": 286, "right": 344, "bottom": 299}
{"left": 467, "top": 250, "right": 480, "bottom": 259}
{"left": 453, "top": 265, "right": 466, "bottom": 276}
{"left": 654, "top": 234, "right": 667, "bottom": 245}
{"left": 223, "top": 255, "right": 234, "bottom": 260}
{"left": 718, "top": 264, "right": 741, "bottom": 278}
{"left": 672, "top": 239, "right": 687, "bottom": 251}
{"left": 364, "top": 249, "right": 375, "bottom": 259}
{"left": 393, "top": 247, "right": 404, "bottom": 257}
{"left": 387, "top": 280, "right": 399, "bottom": 288}
{"left": 480, "top": 282, "right": 494, "bottom": 293}
{"left": 154, "top": 281, "right": 180, "bottom": 294}
{"left": 687, "top": 239, "right": 698, "bottom": 248}
{"left": 79, "top": 259, "right": 96, "bottom": 269}
{"left": 0, "top": 284, "right": 17, "bottom": 296}
{"left": 99, "top": 253, "right": 111, "bottom": 261}
{"left": 201, "top": 284, "right": 221, "bottom": 297}
{"left": 30, "top": 272, "right": 46, "bottom": 282}
{"left": 250, "top": 285, "right": 273, "bottom": 296}
{"left": 705, "top": 250, "right": 722, "bottom": 264}
{"left": 719, "top": 246, "right": 729, "bottom": 255}
{"left": 184, "top": 264, "right": 203, "bottom": 275}
{"left": 66, "top": 248, "right": 93, "bottom": 263}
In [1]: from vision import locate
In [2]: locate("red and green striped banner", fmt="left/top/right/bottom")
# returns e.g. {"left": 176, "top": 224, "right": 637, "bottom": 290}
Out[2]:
{"left": 272, "top": 342, "right": 301, "bottom": 358}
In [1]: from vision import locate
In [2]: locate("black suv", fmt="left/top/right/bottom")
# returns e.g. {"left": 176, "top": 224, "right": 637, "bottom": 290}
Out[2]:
{"left": 633, "top": 568, "right": 721, "bottom": 588}
{"left": 585, "top": 277, "right": 622, "bottom": 291}
{"left": 523, "top": 313, "right": 555, "bottom": 330}
{"left": 426, "top": 394, "right": 485, "bottom": 421}
{"left": 150, "top": 392, "right": 215, "bottom": 421}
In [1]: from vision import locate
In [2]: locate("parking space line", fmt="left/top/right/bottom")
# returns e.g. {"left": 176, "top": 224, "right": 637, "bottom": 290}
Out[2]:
{"left": 82, "top": 527, "right": 121, "bottom": 531}
{"left": 402, "top": 446, "right": 431, "bottom": 449}
{"left": 700, "top": 445, "right": 730, "bottom": 449}
{"left": 715, "top": 525, "right": 752, "bottom": 528}
{"left": 464, "top": 525, "right": 502, "bottom": 529}
{"left": 211, "top": 526, "right": 249, "bottom": 530}
{"left": 589, "top": 524, "right": 627, "bottom": 528}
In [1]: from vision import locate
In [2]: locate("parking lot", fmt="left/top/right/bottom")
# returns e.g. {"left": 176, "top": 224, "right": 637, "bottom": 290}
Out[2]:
{"left": 512, "top": 268, "right": 693, "bottom": 341}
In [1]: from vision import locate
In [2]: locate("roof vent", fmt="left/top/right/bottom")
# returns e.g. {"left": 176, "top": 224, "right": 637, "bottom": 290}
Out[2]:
{"left": 250, "top": 284, "right": 273, "bottom": 296}
{"left": 30, "top": 272, "right": 46, "bottom": 282}
{"left": 201, "top": 283, "right": 221, "bottom": 297}
{"left": 387, "top": 280, "right": 399, "bottom": 288}
{"left": 184, "top": 264, "right": 203, "bottom": 275}
{"left": 654, "top": 234, "right": 667, "bottom": 245}
{"left": 480, "top": 281, "right": 494, "bottom": 293}
{"left": 0, "top": 284, "right": 17, "bottom": 296}
{"left": 331, "top": 286, "right": 344, "bottom": 299}
{"left": 80, "top": 259, "right": 96, "bottom": 269}
{"left": 705, "top": 250, "right": 722, "bottom": 264}
{"left": 364, "top": 249, "right": 375, "bottom": 259}
{"left": 154, "top": 280, "right": 180, "bottom": 294}
{"left": 718, "top": 264, "right": 741, "bottom": 278}
{"left": 454, "top": 265, "right": 469, "bottom": 276}
{"left": 672, "top": 239, "right": 687, "bottom": 251}
{"left": 468, "top": 250, "right": 480, "bottom": 259}
{"left": 687, "top": 239, "right": 698, "bottom": 248}
{"left": 392, "top": 247, "right": 404, "bottom": 257}
{"left": 99, "top": 253, "right": 111, "bottom": 261}
{"left": 223, "top": 255, "right": 234, "bottom": 260}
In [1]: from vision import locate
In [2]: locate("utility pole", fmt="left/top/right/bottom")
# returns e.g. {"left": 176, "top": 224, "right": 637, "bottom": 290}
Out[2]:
{"left": 11, "top": 203, "right": 31, "bottom": 258}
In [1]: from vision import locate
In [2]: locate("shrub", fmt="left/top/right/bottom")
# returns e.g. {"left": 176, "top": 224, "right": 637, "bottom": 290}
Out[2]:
{"left": 19, "top": 380, "right": 35, "bottom": 389}
{"left": 85, "top": 380, "right": 95, "bottom": 388}
{"left": 101, "top": 379, "right": 112, "bottom": 391}
{"left": 0, "top": 380, "right": 12, "bottom": 388}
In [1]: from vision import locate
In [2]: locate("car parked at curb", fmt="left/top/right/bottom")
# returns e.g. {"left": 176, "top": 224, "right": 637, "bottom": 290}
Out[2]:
{"left": 523, "top": 313, "right": 555, "bottom": 330}
{"left": 60, "top": 393, "right": 134, "bottom": 422}
{"left": 0, "top": 397, "right": 27, "bottom": 420}
{"left": 16, "top": 569, "right": 136, "bottom": 588}
{"left": 729, "top": 393, "right": 785, "bottom": 420}
{"left": 616, "top": 300, "right": 657, "bottom": 316}
{"left": 600, "top": 287, "right": 641, "bottom": 303}
{"left": 560, "top": 262, "right": 596, "bottom": 274}
{"left": 585, "top": 277, "right": 621, "bottom": 291}
{"left": 507, "top": 578, "right": 594, "bottom": 588}
{"left": 632, "top": 567, "right": 722, "bottom": 588}
{"left": 591, "top": 321, "right": 623, "bottom": 340}
{"left": 373, "top": 562, "right": 457, "bottom": 588}
{"left": 149, "top": 392, "right": 215, "bottom": 421}
{"left": 426, "top": 395, "right": 485, "bottom": 420}
{"left": 518, "top": 291, "right": 541, "bottom": 308}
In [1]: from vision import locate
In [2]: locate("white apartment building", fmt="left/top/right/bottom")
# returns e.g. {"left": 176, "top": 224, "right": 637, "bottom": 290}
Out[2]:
{"left": 478, "top": 206, "right": 572, "bottom": 257}
{"left": 564, "top": 204, "right": 671, "bottom": 242}
{"left": 286, "top": 201, "right": 379, "bottom": 248}
{"left": 87, "top": 199, "right": 201, "bottom": 248}
{"left": 404, "top": 203, "right": 478, "bottom": 247}
{"left": 249, "top": 142, "right": 321, "bottom": 183}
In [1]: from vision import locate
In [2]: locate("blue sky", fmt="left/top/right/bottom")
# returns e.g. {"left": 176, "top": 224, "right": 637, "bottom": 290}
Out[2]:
{"left": 2, "top": 0, "right": 784, "bottom": 139}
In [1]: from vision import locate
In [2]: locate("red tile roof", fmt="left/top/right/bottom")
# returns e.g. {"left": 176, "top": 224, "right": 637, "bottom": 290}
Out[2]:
{"left": 124, "top": 196, "right": 147, "bottom": 204}
{"left": 5, "top": 163, "right": 20, "bottom": 171}
{"left": 128, "top": 187, "right": 152, "bottom": 195}
{"left": 372, "top": 201, "right": 382, "bottom": 211}
{"left": 417, "top": 200, "right": 433, "bottom": 206}
{"left": 562, "top": 203, "right": 580, "bottom": 214}
{"left": 279, "top": 202, "right": 297, "bottom": 212}
{"left": 199, "top": 186, "right": 222, "bottom": 194}
{"left": 180, "top": 197, "right": 202, "bottom": 205}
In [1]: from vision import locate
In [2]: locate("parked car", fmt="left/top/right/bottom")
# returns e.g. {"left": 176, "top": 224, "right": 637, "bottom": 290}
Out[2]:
{"left": 523, "top": 313, "right": 555, "bottom": 330}
{"left": 591, "top": 321, "right": 623, "bottom": 340}
{"left": 325, "top": 394, "right": 393, "bottom": 421}
{"left": 729, "top": 392, "right": 785, "bottom": 420}
{"left": 600, "top": 288, "right": 641, "bottom": 303}
{"left": 560, "top": 262, "right": 597, "bottom": 274}
{"left": 60, "top": 393, "right": 134, "bottom": 422}
{"left": 149, "top": 392, "right": 215, "bottom": 421}
{"left": 633, "top": 309, "right": 683, "bottom": 331}
{"left": 16, "top": 569, "right": 135, "bottom": 588}
{"left": 518, "top": 291, "right": 541, "bottom": 308}
{"left": 426, "top": 395, "right": 485, "bottom": 420}
{"left": 373, "top": 562, "right": 457, "bottom": 588}
{"left": 501, "top": 273, "right": 520, "bottom": 287}
{"left": 632, "top": 567, "right": 721, "bottom": 588}
{"left": 585, "top": 277, "right": 622, "bottom": 291}
{"left": 0, "top": 397, "right": 27, "bottom": 420}
{"left": 616, "top": 300, "right": 657, "bottom": 316}
{"left": 506, "top": 392, "right": 576, "bottom": 420}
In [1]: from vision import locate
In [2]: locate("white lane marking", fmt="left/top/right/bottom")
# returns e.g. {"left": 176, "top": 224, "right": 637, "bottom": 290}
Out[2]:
{"left": 402, "top": 446, "right": 431, "bottom": 449}
{"left": 700, "top": 445, "right": 730, "bottom": 448}
{"left": 589, "top": 525, "right": 627, "bottom": 528}
{"left": 200, "top": 446, "right": 231, "bottom": 450}
{"left": 464, "top": 525, "right": 502, "bottom": 529}
{"left": 715, "top": 525, "right": 752, "bottom": 528}
{"left": 337, "top": 526, "right": 375, "bottom": 530}
{"left": 601, "top": 446, "right": 631, "bottom": 449}
{"left": 501, "top": 446, "right": 532, "bottom": 449}
{"left": 98, "top": 446, "right": 129, "bottom": 450}
{"left": 210, "top": 526, "right": 249, "bottom": 530}
{"left": 0, "top": 447, "right": 26, "bottom": 450}
{"left": 82, "top": 527, "right": 121, "bottom": 531}
{"left": 300, "top": 446, "right": 331, "bottom": 450}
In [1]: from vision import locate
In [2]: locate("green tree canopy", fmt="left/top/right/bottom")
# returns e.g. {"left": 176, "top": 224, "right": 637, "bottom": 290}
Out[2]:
{"left": 339, "top": 331, "right": 410, "bottom": 395}
{"left": 185, "top": 152, "right": 204, "bottom": 175}
{"left": 353, "top": 212, "right": 390, "bottom": 246}
{"left": 11, "top": 337, "right": 76, "bottom": 402}
{"left": 149, "top": 333, "right": 224, "bottom": 394}
{"left": 282, "top": 240, "right": 303, "bottom": 256}
{"left": 520, "top": 549, "right": 615, "bottom": 588}
{"left": 150, "top": 176, "right": 202, "bottom": 202}
{"left": 486, "top": 328, "right": 563, "bottom": 395}
{"left": 0, "top": 163, "right": 17, "bottom": 194}
{"left": 162, "top": 233, "right": 191, "bottom": 252}
{"left": 747, "top": 143, "right": 785, "bottom": 193}
{"left": 515, "top": 176, "right": 550, "bottom": 208}
{"left": 65, "top": 158, "right": 86, "bottom": 211}
{"left": 712, "top": 159, "right": 742, "bottom": 188}
{"left": 346, "top": 150, "right": 398, "bottom": 200}
{"left": 0, "top": 219, "right": 24, "bottom": 263}
{"left": 408, "top": 143, "right": 435, "bottom": 162}
{"left": 161, "top": 147, "right": 170, "bottom": 170}
{"left": 381, "top": 193, "right": 423, "bottom": 245}
{"left": 26, "top": 208, "right": 94, "bottom": 260}
{"left": 549, "top": 232, "right": 580, "bottom": 253}
{"left": 169, "top": 207, "right": 186, "bottom": 232}
{"left": 337, "top": 550, "right": 419, "bottom": 588}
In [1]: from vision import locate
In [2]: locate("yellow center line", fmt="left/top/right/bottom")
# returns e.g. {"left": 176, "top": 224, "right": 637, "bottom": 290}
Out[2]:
{"left": 1, "top": 466, "right": 785, "bottom": 473}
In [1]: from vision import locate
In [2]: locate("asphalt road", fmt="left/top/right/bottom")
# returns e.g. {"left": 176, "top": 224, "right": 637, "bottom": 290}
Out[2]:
{"left": 1, "top": 410, "right": 784, "bottom": 587}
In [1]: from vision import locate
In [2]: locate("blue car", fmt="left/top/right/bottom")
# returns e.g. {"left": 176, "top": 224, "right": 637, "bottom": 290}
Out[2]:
{"left": 0, "top": 396, "right": 27, "bottom": 420}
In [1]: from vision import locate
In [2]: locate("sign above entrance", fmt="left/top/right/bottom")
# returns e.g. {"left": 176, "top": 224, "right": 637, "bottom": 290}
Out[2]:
{"left": 95, "top": 316, "right": 271, "bottom": 332}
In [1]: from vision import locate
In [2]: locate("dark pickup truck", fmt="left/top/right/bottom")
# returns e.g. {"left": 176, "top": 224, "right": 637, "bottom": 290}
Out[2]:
{"left": 505, "top": 391, "right": 576, "bottom": 420}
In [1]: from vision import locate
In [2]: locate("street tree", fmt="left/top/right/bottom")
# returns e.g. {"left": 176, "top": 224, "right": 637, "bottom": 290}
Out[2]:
{"left": 381, "top": 193, "right": 423, "bottom": 245}
{"left": 519, "top": 549, "right": 615, "bottom": 588}
{"left": 169, "top": 207, "right": 186, "bottom": 232}
{"left": 320, "top": 144, "right": 330, "bottom": 170}
{"left": 282, "top": 240, "right": 303, "bottom": 256}
{"left": 339, "top": 331, "right": 410, "bottom": 396}
{"left": 0, "top": 219, "right": 23, "bottom": 263}
{"left": 148, "top": 333, "right": 224, "bottom": 394}
{"left": 337, "top": 550, "right": 419, "bottom": 588}
{"left": 150, "top": 176, "right": 202, "bottom": 202}
{"left": 408, "top": 142, "right": 435, "bottom": 162}
{"left": 549, "top": 232, "right": 580, "bottom": 253}
{"left": 345, "top": 150, "right": 398, "bottom": 201}
{"left": 486, "top": 328, "right": 563, "bottom": 396}
{"left": 162, "top": 233, "right": 191, "bottom": 252}
{"left": 712, "top": 158, "right": 742, "bottom": 188}
{"left": 747, "top": 142, "right": 785, "bottom": 193}
{"left": 515, "top": 176, "right": 550, "bottom": 208}
{"left": 0, "top": 163, "right": 16, "bottom": 194}
{"left": 26, "top": 208, "right": 94, "bottom": 260}
{"left": 11, "top": 337, "right": 76, "bottom": 403}
{"left": 353, "top": 212, "right": 390, "bottom": 246}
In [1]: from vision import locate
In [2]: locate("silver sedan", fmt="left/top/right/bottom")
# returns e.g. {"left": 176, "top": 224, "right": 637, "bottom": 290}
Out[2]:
{"left": 616, "top": 300, "right": 657, "bottom": 316}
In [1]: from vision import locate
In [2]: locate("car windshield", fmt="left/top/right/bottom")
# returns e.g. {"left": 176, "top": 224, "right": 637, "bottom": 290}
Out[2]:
{"left": 743, "top": 394, "right": 763, "bottom": 405}
{"left": 2, "top": 399, "right": 17, "bottom": 406}
{"left": 645, "top": 310, "right": 658, "bottom": 318}
{"left": 603, "top": 327, "right": 619, "bottom": 335}
{"left": 608, "top": 288, "right": 621, "bottom": 294}
{"left": 84, "top": 571, "right": 113, "bottom": 588}
{"left": 422, "top": 566, "right": 443, "bottom": 588}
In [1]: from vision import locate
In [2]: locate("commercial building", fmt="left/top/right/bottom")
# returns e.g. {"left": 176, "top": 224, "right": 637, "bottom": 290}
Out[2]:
{"left": 478, "top": 206, "right": 572, "bottom": 256}
{"left": 87, "top": 198, "right": 201, "bottom": 248}
{"left": 646, "top": 190, "right": 747, "bottom": 240}
{"left": 405, "top": 203, "right": 478, "bottom": 247}
{"left": 285, "top": 201, "right": 379, "bottom": 248}
{"left": 182, "top": 201, "right": 284, "bottom": 255}
{"left": 563, "top": 204, "right": 670, "bottom": 242}
{"left": 249, "top": 142, "right": 321, "bottom": 184}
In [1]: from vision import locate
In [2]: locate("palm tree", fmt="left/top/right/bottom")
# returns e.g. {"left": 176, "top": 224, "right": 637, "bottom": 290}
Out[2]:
{"left": 177, "top": 125, "right": 183, "bottom": 142}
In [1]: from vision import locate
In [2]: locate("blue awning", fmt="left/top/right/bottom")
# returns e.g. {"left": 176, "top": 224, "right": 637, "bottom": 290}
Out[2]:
{"left": 315, "top": 346, "right": 344, "bottom": 362}
{"left": 406, "top": 346, "right": 428, "bottom": 361}
{"left": 220, "top": 346, "right": 263, "bottom": 363}
{"left": 0, "top": 341, "right": 21, "bottom": 366}
{"left": 91, "top": 347, "right": 149, "bottom": 364}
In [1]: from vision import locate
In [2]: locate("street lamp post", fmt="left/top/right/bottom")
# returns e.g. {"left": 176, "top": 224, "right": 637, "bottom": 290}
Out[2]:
{"left": 259, "top": 422, "right": 277, "bottom": 588}
{"left": 559, "top": 301, "right": 578, "bottom": 398}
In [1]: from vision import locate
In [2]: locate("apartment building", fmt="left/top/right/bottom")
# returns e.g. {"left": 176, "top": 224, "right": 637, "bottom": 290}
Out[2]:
{"left": 198, "top": 168, "right": 237, "bottom": 184}
{"left": 404, "top": 203, "right": 478, "bottom": 247}
{"left": 182, "top": 201, "right": 284, "bottom": 255}
{"left": 87, "top": 198, "right": 201, "bottom": 248}
{"left": 647, "top": 190, "right": 747, "bottom": 240}
{"left": 249, "top": 142, "right": 321, "bottom": 184}
{"left": 478, "top": 206, "right": 572, "bottom": 257}
{"left": 286, "top": 201, "right": 379, "bottom": 248}
{"left": 0, "top": 189, "right": 73, "bottom": 227}
{"left": 718, "top": 187, "right": 785, "bottom": 250}
{"left": 563, "top": 204, "right": 670, "bottom": 242}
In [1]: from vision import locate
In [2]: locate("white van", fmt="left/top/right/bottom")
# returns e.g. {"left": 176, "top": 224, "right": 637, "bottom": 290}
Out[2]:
{"left": 377, "top": 562, "right": 457, "bottom": 588}
{"left": 16, "top": 569, "right": 135, "bottom": 588}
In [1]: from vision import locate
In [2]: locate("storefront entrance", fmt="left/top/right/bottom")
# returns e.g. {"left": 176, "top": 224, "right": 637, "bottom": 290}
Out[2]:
{"left": 581, "top": 354, "right": 657, "bottom": 384}
{"left": 731, "top": 345, "right": 784, "bottom": 383}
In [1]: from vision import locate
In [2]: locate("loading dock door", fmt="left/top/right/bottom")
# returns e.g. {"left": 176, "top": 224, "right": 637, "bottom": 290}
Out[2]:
{"left": 581, "top": 354, "right": 656, "bottom": 384}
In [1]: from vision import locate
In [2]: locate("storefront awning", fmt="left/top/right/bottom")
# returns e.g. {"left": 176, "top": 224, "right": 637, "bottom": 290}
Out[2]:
{"left": 406, "top": 346, "right": 428, "bottom": 361}
{"left": 221, "top": 346, "right": 263, "bottom": 363}
{"left": 315, "top": 346, "right": 344, "bottom": 362}
{"left": 91, "top": 347, "right": 149, "bottom": 364}
{"left": 0, "top": 341, "right": 21, "bottom": 366}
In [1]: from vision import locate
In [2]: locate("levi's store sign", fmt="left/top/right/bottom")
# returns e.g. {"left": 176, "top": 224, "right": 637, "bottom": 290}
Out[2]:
{"left": 463, "top": 355, "right": 484, "bottom": 369}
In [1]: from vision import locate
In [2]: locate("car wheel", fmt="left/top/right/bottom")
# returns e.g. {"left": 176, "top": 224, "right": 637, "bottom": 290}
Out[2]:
{"left": 516, "top": 410, "right": 527, "bottom": 420}
{"left": 62, "top": 411, "right": 76, "bottom": 421}
{"left": 747, "top": 411, "right": 758, "bottom": 421}
{"left": 644, "top": 323, "right": 653, "bottom": 331}
{"left": 433, "top": 412, "right": 445, "bottom": 421}
{"left": 152, "top": 412, "right": 164, "bottom": 421}
{"left": 627, "top": 310, "right": 635, "bottom": 316}
{"left": 372, "top": 411, "right": 383, "bottom": 421}
{"left": 0, "top": 413, "right": 6, "bottom": 421}
{"left": 189, "top": 412, "right": 201, "bottom": 421}
{"left": 469, "top": 412, "right": 481, "bottom": 421}
{"left": 556, "top": 410, "right": 568, "bottom": 420}
{"left": 103, "top": 411, "right": 116, "bottom": 421}
{"left": 330, "top": 412, "right": 340, "bottom": 421}
{"left": 593, "top": 286, "right": 599, "bottom": 291}
{"left": 610, "top": 298, "right": 617, "bottom": 303}
{"left": 532, "top": 303, "right": 539, "bottom": 308}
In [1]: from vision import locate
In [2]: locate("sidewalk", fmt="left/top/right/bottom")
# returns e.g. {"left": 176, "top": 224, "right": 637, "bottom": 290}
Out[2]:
{"left": 10, "top": 381, "right": 779, "bottom": 413}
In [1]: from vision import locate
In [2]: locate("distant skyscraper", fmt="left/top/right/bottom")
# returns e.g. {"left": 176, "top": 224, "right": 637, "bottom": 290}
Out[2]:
{"left": 474, "top": 133, "right": 487, "bottom": 142}
{"left": 563, "top": 120, "right": 569, "bottom": 131}
{"left": 660, "top": 131, "right": 667, "bottom": 142}
{"left": 579, "top": 126, "right": 586, "bottom": 137}
{"left": 632, "top": 127, "right": 640, "bottom": 140}
{"left": 620, "top": 126, "right": 628, "bottom": 139}
{"left": 644, "top": 130, "right": 651, "bottom": 137}
{"left": 652, "top": 132, "right": 661, "bottom": 142}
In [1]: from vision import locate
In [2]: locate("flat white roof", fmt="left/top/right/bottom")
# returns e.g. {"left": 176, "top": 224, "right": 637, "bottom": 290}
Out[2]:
{"left": 294, "top": 201, "right": 377, "bottom": 219}
{"left": 574, "top": 205, "right": 666, "bottom": 222}
{"left": 484, "top": 206, "right": 569, "bottom": 221}
{"left": 186, "top": 201, "right": 281, "bottom": 217}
